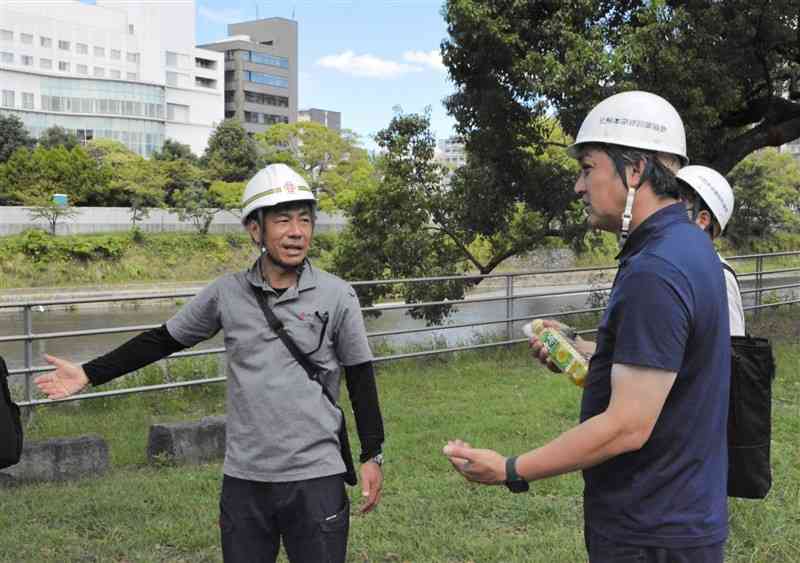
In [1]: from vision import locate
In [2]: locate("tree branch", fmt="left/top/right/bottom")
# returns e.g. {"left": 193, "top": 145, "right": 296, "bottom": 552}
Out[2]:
{"left": 713, "top": 115, "right": 800, "bottom": 174}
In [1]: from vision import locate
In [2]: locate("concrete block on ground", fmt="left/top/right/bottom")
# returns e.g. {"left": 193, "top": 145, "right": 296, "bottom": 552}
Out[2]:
{"left": 0, "top": 434, "right": 109, "bottom": 486}
{"left": 147, "top": 415, "right": 226, "bottom": 465}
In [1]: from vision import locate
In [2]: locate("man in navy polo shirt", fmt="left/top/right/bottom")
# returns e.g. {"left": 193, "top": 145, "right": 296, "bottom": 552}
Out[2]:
{"left": 443, "top": 91, "right": 730, "bottom": 562}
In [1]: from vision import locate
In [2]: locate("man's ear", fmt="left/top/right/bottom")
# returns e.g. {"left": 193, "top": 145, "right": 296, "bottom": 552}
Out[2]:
{"left": 626, "top": 157, "right": 647, "bottom": 189}
{"left": 246, "top": 218, "right": 262, "bottom": 245}
{"left": 695, "top": 209, "right": 715, "bottom": 234}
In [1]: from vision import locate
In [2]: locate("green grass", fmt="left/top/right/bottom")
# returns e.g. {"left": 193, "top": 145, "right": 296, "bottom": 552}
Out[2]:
{"left": 1, "top": 309, "right": 798, "bottom": 562}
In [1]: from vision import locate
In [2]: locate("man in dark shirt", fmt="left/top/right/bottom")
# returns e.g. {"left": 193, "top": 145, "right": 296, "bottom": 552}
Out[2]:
{"left": 443, "top": 91, "right": 730, "bottom": 562}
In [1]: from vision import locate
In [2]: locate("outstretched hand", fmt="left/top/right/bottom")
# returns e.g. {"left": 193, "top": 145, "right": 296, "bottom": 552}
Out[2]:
{"left": 443, "top": 439, "right": 506, "bottom": 485}
{"left": 34, "top": 354, "right": 89, "bottom": 399}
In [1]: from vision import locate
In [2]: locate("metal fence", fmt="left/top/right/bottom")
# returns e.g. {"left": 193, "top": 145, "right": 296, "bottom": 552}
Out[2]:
{"left": 3, "top": 250, "right": 799, "bottom": 407}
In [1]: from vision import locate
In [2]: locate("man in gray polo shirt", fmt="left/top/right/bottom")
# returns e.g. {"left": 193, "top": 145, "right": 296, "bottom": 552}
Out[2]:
{"left": 36, "top": 163, "right": 386, "bottom": 563}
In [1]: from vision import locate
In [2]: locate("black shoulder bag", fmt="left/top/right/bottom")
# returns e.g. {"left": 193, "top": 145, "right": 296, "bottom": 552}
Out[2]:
{"left": 250, "top": 285, "right": 358, "bottom": 486}
{"left": 0, "top": 356, "right": 23, "bottom": 469}
{"left": 722, "top": 262, "right": 776, "bottom": 499}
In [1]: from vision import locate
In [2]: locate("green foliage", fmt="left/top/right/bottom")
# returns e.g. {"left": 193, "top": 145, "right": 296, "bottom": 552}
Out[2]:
{"left": 25, "top": 199, "right": 80, "bottom": 235}
{"left": 442, "top": 0, "right": 800, "bottom": 175}
{"left": 9, "top": 229, "right": 129, "bottom": 262}
{"left": 256, "top": 122, "right": 374, "bottom": 211}
{"left": 726, "top": 149, "right": 800, "bottom": 246}
{"left": 37, "top": 125, "right": 79, "bottom": 150}
{"left": 152, "top": 138, "right": 198, "bottom": 164}
{"left": 203, "top": 119, "right": 260, "bottom": 182}
{"left": 0, "top": 113, "right": 36, "bottom": 165}
{"left": 172, "top": 185, "right": 229, "bottom": 235}
{"left": 0, "top": 145, "right": 108, "bottom": 205}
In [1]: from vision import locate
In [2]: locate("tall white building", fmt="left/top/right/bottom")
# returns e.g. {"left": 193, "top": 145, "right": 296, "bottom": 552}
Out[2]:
{"left": 0, "top": 0, "right": 223, "bottom": 157}
{"left": 435, "top": 136, "right": 467, "bottom": 168}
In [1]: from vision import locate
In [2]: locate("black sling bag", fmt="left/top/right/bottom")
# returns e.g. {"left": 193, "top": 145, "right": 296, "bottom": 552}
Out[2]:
{"left": 250, "top": 284, "right": 358, "bottom": 486}
{"left": 0, "top": 356, "right": 23, "bottom": 469}
{"left": 722, "top": 262, "right": 776, "bottom": 499}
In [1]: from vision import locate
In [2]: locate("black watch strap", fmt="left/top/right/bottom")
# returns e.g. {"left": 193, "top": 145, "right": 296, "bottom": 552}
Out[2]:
{"left": 505, "top": 456, "right": 530, "bottom": 493}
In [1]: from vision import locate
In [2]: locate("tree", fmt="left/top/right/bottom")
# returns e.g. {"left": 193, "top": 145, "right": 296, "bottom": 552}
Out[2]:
{"left": 202, "top": 119, "right": 260, "bottom": 182}
{"left": 159, "top": 158, "right": 206, "bottom": 206}
{"left": 333, "top": 110, "right": 581, "bottom": 323}
{"left": 24, "top": 187, "right": 80, "bottom": 235}
{"left": 257, "top": 122, "right": 372, "bottom": 210}
{"left": 172, "top": 184, "right": 227, "bottom": 235}
{"left": 441, "top": 0, "right": 800, "bottom": 236}
{"left": 84, "top": 139, "right": 166, "bottom": 209}
{"left": 153, "top": 138, "right": 199, "bottom": 164}
{"left": 0, "top": 145, "right": 108, "bottom": 205}
{"left": 0, "top": 113, "right": 36, "bottom": 163}
{"left": 37, "top": 126, "right": 79, "bottom": 150}
{"left": 726, "top": 148, "right": 800, "bottom": 245}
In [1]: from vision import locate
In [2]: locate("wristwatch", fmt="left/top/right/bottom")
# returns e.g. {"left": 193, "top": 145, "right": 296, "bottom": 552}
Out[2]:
{"left": 505, "top": 456, "right": 529, "bottom": 493}
{"left": 368, "top": 453, "right": 384, "bottom": 467}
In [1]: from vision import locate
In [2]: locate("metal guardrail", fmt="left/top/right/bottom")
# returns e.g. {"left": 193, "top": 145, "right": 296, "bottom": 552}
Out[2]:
{"left": 4, "top": 250, "right": 799, "bottom": 407}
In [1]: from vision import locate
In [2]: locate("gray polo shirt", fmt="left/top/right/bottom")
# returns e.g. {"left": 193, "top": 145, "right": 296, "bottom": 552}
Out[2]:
{"left": 166, "top": 259, "right": 372, "bottom": 482}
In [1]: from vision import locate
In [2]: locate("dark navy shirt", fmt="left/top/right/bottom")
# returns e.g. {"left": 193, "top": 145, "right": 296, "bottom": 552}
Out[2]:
{"left": 581, "top": 203, "right": 730, "bottom": 548}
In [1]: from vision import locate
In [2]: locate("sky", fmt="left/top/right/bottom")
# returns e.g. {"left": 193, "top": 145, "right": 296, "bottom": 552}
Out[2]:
{"left": 195, "top": 0, "right": 458, "bottom": 150}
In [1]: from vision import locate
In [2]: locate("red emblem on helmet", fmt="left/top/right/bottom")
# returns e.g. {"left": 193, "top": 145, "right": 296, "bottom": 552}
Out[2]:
{"left": 284, "top": 181, "right": 296, "bottom": 193}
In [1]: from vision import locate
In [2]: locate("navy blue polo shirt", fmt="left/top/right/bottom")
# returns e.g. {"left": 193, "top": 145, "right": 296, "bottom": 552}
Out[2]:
{"left": 581, "top": 203, "right": 730, "bottom": 548}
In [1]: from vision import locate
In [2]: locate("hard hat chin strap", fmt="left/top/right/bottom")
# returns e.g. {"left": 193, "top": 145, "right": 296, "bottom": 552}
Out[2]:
{"left": 619, "top": 186, "right": 636, "bottom": 246}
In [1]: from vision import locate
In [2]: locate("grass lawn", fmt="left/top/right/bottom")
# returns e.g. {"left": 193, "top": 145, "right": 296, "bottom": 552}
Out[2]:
{"left": 1, "top": 309, "right": 798, "bottom": 562}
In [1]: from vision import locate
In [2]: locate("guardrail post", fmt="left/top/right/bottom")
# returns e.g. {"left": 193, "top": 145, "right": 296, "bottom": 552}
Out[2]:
{"left": 23, "top": 305, "right": 33, "bottom": 404}
{"left": 754, "top": 255, "right": 764, "bottom": 317}
{"left": 506, "top": 275, "right": 514, "bottom": 344}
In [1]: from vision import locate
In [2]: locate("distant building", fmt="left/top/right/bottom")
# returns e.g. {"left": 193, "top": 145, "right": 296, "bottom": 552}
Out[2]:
{"left": 0, "top": 0, "right": 223, "bottom": 157}
{"left": 435, "top": 136, "right": 467, "bottom": 168}
{"left": 199, "top": 18, "right": 297, "bottom": 136}
{"left": 298, "top": 108, "right": 341, "bottom": 132}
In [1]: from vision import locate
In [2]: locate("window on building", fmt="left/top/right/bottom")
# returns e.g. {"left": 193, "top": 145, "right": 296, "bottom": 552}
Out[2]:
{"left": 244, "top": 71, "right": 289, "bottom": 89}
{"left": 0, "top": 30, "right": 12, "bottom": 42}
{"left": 21, "top": 33, "right": 33, "bottom": 45}
{"left": 94, "top": 67, "right": 105, "bottom": 77}
{"left": 195, "top": 57, "right": 216, "bottom": 70}
{"left": 2, "top": 90, "right": 14, "bottom": 108}
{"left": 225, "top": 110, "right": 235, "bottom": 119}
{"left": 81, "top": 98, "right": 93, "bottom": 113}
{"left": 1, "top": 52, "right": 13, "bottom": 64}
{"left": 41, "top": 36, "right": 52, "bottom": 48}
{"left": 111, "top": 49, "right": 121, "bottom": 60}
{"left": 58, "top": 40, "right": 70, "bottom": 51}
{"left": 110, "top": 69, "right": 121, "bottom": 79}
{"left": 40, "top": 58, "right": 52, "bottom": 69}
{"left": 127, "top": 72, "right": 138, "bottom": 81}
{"left": 21, "top": 55, "right": 33, "bottom": 66}
{"left": 126, "top": 52, "right": 139, "bottom": 64}
{"left": 76, "top": 64, "right": 88, "bottom": 75}
{"left": 167, "top": 103, "right": 189, "bottom": 122}
{"left": 76, "top": 43, "right": 88, "bottom": 54}
{"left": 94, "top": 46, "right": 105, "bottom": 58}
{"left": 225, "top": 50, "right": 236, "bottom": 61}
{"left": 76, "top": 129, "right": 94, "bottom": 144}
{"left": 249, "top": 51, "right": 289, "bottom": 69}
{"left": 244, "top": 90, "right": 289, "bottom": 108}
{"left": 22, "top": 92, "right": 34, "bottom": 109}
{"left": 58, "top": 61, "right": 70, "bottom": 72}
{"left": 225, "top": 90, "right": 235, "bottom": 103}
{"left": 195, "top": 76, "right": 216, "bottom": 89}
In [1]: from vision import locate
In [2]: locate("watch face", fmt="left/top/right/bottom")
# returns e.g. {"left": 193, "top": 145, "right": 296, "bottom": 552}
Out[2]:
{"left": 371, "top": 453, "right": 384, "bottom": 466}
{"left": 505, "top": 480, "right": 529, "bottom": 494}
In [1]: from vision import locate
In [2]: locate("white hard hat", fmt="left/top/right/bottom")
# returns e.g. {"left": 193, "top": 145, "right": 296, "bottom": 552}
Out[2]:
{"left": 676, "top": 165, "right": 734, "bottom": 232}
{"left": 240, "top": 163, "right": 315, "bottom": 223}
{"left": 568, "top": 91, "right": 688, "bottom": 164}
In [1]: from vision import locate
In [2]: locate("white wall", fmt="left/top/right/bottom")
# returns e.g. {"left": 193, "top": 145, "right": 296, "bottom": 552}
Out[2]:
{"left": 0, "top": 207, "right": 347, "bottom": 236}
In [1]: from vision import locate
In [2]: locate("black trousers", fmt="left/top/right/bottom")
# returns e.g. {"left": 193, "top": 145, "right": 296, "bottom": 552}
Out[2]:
{"left": 585, "top": 525, "right": 725, "bottom": 563}
{"left": 220, "top": 473, "right": 349, "bottom": 563}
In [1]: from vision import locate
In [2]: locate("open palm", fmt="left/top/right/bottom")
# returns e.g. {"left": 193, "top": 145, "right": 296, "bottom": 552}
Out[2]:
{"left": 34, "top": 354, "right": 89, "bottom": 399}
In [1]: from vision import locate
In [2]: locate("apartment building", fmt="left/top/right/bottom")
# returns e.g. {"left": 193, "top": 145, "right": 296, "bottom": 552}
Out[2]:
{"left": 199, "top": 18, "right": 297, "bottom": 135}
{"left": 298, "top": 108, "right": 341, "bottom": 132}
{"left": 0, "top": 0, "right": 223, "bottom": 157}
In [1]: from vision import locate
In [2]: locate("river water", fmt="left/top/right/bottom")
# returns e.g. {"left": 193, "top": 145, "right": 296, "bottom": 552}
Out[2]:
{"left": 0, "top": 284, "right": 596, "bottom": 371}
